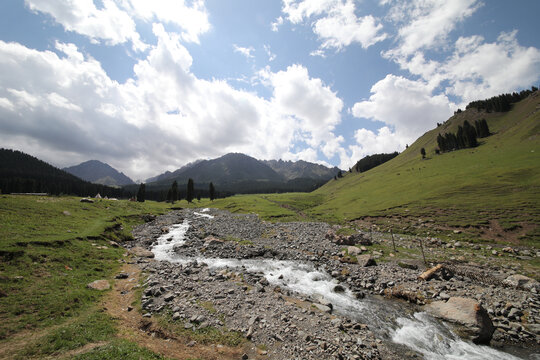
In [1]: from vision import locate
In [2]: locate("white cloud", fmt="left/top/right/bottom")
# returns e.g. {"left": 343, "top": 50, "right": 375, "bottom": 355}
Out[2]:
{"left": 281, "top": 0, "right": 386, "bottom": 52}
{"left": 267, "top": 64, "right": 344, "bottom": 151}
{"left": 24, "top": 0, "right": 211, "bottom": 50}
{"left": 124, "top": 0, "right": 210, "bottom": 43}
{"left": 271, "top": 16, "right": 284, "bottom": 32}
{"left": 383, "top": 0, "right": 482, "bottom": 57}
{"left": 339, "top": 126, "right": 403, "bottom": 169}
{"left": 24, "top": 0, "right": 147, "bottom": 51}
{"left": 351, "top": 74, "right": 455, "bottom": 141}
{"left": 0, "top": 26, "right": 348, "bottom": 180}
{"left": 233, "top": 44, "right": 255, "bottom": 59}
{"left": 312, "top": 2, "right": 387, "bottom": 50}
{"left": 443, "top": 31, "right": 540, "bottom": 103}
{"left": 264, "top": 45, "right": 276, "bottom": 62}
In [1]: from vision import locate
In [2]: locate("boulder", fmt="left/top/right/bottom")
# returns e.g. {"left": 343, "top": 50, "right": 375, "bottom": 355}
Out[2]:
{"left": 426, "top": 297, "right": 494, "bottom": 344}
{"left": 80, "top": 198, "right": 94, "bottom": 203}
{"left": 356, "top": 254, "right": 376, "bottom": 267}
{"left": 334, "top": 234, "right": 372, "bottom": 246}
{"left": 347, "top": 246, "right": 362, "bottom": 256}
{"left": 503, "top": 274, "right": 539, "bottom": 291}
{"left": 130, "top": 247, "right": 155, "bottom": 258}
{"left": 87, "top": 279, "right": 110, "bottom": 291}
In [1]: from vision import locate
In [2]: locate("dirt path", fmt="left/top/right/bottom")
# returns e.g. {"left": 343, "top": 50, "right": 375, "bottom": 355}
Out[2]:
{"left": 102, "top": 262, "right": 249, "bottom": 360}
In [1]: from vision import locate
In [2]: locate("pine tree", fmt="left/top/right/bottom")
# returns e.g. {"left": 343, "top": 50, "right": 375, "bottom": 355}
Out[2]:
{"left": 186, "top": 178, "right": 194, "bottom": 203}
{"left": 136, "top": 183, "right": 145, "bottom": 202}
{"left": 209, "top": 182, "right": 215, "bottom": 201}
{"left": 171, "top": 180, "right": 178, "bottom": 203}
{"left": 420, "top": 148, "right": 426, "bottom": 159}
{"left": 166, "top": 188, "right": 172, "bottom": 202}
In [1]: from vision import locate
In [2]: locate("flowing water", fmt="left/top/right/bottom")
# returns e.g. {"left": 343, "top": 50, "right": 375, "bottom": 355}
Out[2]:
{"left": 151, "top": 218, "right": 536, "bottom": 360}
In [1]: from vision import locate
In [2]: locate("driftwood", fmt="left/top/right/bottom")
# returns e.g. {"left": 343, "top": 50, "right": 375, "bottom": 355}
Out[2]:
{"left": 418, "top": 264, "right": 443, "bottom": 281}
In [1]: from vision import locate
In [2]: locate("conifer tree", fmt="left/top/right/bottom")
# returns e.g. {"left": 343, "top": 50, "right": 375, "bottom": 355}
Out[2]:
{"left": 420, "top": 148, "right": 426, "bottom": 159}
{"left": 171, "top": 180, "right": 178, "bottom": 203}
{"left": 136, "top": 183, "right": 145, "bottom": 202}
{"left": 209, "top": 182, "right": 215, "bottom": 201}
{"left": 186, "top": 178, "right": 194, "bottom": 203}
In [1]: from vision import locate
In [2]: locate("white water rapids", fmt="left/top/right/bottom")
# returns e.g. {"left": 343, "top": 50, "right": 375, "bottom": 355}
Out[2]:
{"left": 151, "top": 218, "right": 532, "bottom": 360}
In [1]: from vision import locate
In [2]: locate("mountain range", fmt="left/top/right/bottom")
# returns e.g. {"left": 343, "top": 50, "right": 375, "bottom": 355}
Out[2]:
{"left": 63, "top": 160, "right": 135, "bottom": 187}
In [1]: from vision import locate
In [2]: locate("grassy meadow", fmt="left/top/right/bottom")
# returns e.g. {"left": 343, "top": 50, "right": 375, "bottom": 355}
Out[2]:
{"left": 0, "top": 195, "right": 173, "bottom": 359}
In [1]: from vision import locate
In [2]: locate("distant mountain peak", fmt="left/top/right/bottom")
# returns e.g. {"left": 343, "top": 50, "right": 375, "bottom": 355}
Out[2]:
{"left": 64, "top": 160, "right": 134, "bottom": 186}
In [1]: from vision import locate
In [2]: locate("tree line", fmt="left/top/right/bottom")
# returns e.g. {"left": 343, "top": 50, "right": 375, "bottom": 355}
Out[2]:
{"left": 436, "top": 119, "right": 490, "bottom": 153}
{"left": 136, "top": 179, "right": 218, "bottom": 203}
{"left": 353, "top": 152, "right": 399, "bottom": 173}
{"left": 0, "top": 148, "right": 128, "bottom": 198}
{"left": 465, "top": 87, "right": 537, "bottom": 113}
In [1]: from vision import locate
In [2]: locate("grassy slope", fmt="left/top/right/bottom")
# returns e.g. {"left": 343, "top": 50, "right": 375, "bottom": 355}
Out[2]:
{"left": 309, "top": 93, "right": 539, "bottom": 236}
{"left": 0, "top": 195, "right": 172, "bottom": 358}
{"left": 212, "top": 94, "right": 540, "bottom": 247}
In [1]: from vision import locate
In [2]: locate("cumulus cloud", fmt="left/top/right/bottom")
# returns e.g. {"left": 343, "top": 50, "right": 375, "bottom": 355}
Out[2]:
{"left": 124, "top": 0, "right": 210, "bottom": 43}
{"left": 264, "top": 64, "right": 344, "bottom": 154}
{"left": 443, "top": 31, "right": 540, "bottom": 103}
{"left": 0, "top": 25, "right": 347, "bottom": 179}
{"left": 24, "top": 0, "right": 147, "bottom": 51}
{"left": 24, "top": 0, "right": 211, "bottom": 50}
{"left": 340, "top": 76, "right": 455, "bottom": 169}
{"left": 281, "top": 0, "right": 386, "bottom": 52}
{"left": 383, "top": 0, "right": 482, "bottom": 57}
{"left": 351, "top": 74, "right": 455, "bottom": 150}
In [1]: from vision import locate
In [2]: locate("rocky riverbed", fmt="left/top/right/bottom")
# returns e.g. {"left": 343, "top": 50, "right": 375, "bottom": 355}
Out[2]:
{"left": 126, "top": 208, "right": 540, "bottom": 359}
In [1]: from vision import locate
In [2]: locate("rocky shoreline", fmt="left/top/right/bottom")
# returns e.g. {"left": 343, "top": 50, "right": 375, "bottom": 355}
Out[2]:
{"left": 126, "top": 208, "right": 539, "bottom": 359}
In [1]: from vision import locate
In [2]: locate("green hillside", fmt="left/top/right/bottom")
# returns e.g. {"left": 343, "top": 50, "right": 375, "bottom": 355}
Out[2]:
{"left": 311, "top": 92, "right": 539, "bottom": 244}
{"left": 213, "top": 92, "right": 540, "bottom": 246}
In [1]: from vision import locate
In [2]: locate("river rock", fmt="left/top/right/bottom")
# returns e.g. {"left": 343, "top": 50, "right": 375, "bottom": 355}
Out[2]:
{"left": 426, "top": 297, "right": 494, "bottom": 344}
{"left": 347, "top": 246, "right": 362, "bottom": 256}
{"left": 503, "top": 274, "right": 539, "bottom": 291}
{"left": 357, "top": 255, "right": 376, "bottom": 267}
{"left": 87, "top": 279, "right": 110, "bottom": 291}
{"left": 130, "top": 246, "right": 155, "bottom": 258}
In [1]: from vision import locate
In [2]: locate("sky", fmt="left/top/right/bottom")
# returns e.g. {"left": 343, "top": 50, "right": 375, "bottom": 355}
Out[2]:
{"left": 0, "top": 0, "right": 539, "bottom": 181}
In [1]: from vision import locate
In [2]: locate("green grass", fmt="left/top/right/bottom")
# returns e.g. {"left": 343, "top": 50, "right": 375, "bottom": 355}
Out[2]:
{"left": 156, "top": 313, "right": 245, "bottom": 347}
{"left": 72, "top": 339, "right": 170, "bottom": 360}
{"left": 18, "top": 310, "right": 115, "bottom": 358}
{"left": 0, "top": 195, "right": 173, "bottom": 357}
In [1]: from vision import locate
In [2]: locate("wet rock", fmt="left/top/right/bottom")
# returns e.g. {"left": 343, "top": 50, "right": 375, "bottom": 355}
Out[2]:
{"left": 426, "top": 297, "right": 495, "bottom": 344}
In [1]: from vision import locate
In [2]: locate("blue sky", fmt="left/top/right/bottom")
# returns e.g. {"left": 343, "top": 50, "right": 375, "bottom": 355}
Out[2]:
{"left": 0, "top": 0, "right": 539, "bottom": 181}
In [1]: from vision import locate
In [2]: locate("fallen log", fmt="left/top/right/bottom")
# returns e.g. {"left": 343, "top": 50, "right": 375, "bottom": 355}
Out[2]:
{"left": 418, "top": 264, "right": 443, "bottom": 281}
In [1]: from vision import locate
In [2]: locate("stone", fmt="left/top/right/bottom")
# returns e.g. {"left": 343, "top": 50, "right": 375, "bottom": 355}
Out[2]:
{"left": 163, "top": 292, "right": 175, "bottom": 302}
{"left": 115, "top": 272, "right": 129, "bottom": 279}
{"left": 80, "top": 198, "right": 94, "bottom": 203}
{"left": 87, "top": 279, "right": 110, "bottom": 291}
{"left": 503, "top": 274, "right": 540, "bottom": 291}
{"left": 312, "top": 303, "right": 332, "bottom": 313}
{"left": 356, "top": 255, "right": 376, "bottom": 267}
{"left": 426, "top": 297, "right": 495, "bottom": 344}
{"left": 347, "top": 246, "right": 362, "bottom": 256}
{"left": 130, "top": 247, "right": 155, "bottom": 258}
